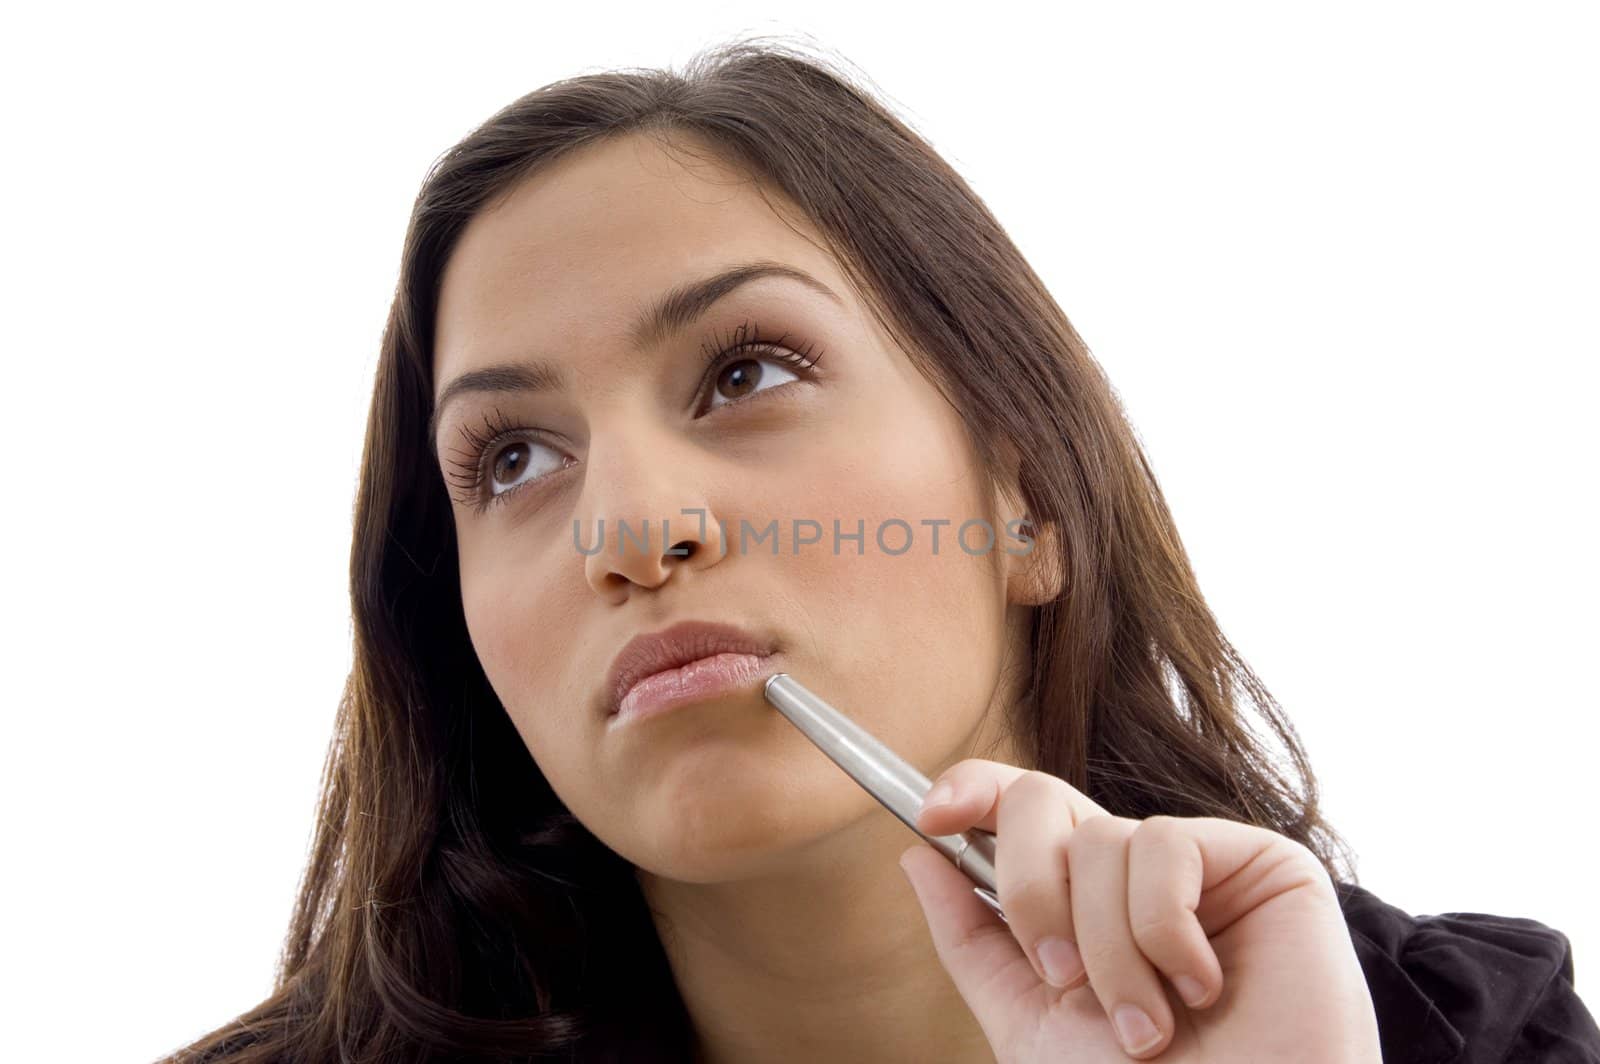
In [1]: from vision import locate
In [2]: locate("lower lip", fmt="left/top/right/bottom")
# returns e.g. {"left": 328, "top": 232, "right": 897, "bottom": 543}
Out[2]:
{"left": 610, "top": 652, "right": 774, "bottom": 726}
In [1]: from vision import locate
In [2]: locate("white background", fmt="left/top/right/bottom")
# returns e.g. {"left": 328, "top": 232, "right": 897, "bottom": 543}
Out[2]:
{"left": 4, "top": 3, "right": 1595, "bottom": 1061}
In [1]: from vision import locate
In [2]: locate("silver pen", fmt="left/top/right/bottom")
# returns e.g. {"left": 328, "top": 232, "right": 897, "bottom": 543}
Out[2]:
{"left": 762, "top": 672, "right": 1008, "bottom": 924}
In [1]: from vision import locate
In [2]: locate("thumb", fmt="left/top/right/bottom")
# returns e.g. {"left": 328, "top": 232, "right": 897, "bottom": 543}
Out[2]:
{"left": 897, "top": 843, "right": 1040, "bottom": 1018}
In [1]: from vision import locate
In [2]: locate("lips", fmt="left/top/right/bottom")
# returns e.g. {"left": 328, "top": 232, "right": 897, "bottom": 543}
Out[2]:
{"left": 604, "top": 619, "right": 776, "bottom": 717}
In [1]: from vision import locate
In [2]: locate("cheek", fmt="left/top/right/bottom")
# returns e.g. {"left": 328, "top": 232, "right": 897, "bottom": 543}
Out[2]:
{"left": 455, "top": 509, "right": 579, "bottom": 686}
{"left": 777, "top": 390, "right": 1008, "bottom": 744}
{"left": 459, "top": 556, "right": 604, "bottom": 800}
{"left": 458, "top": 538, "right": 521, "bottom": 682}
{"left": 801, "top": 388, "right": 1000, "bottom": 605}
{"left": 458, "top": 541, "right": 573, "bottom": 724}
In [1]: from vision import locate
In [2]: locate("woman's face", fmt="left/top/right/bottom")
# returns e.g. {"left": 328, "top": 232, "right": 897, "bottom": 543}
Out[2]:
{"left": 431, "top": 132, "right": 1043, "bottom": 881}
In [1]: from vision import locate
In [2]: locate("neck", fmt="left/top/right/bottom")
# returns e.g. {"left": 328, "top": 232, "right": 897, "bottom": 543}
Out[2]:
{"left": 636, "top": 720, "right": 1027, "bottom": 1063}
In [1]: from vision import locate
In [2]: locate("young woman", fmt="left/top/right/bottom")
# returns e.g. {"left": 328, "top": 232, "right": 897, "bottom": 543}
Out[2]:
{"left": 163, "top": 37, "right": 1599, "bottom": 1064}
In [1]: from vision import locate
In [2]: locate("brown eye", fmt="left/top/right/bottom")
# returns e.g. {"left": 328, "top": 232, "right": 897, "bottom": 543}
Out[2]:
{"left": 487, "top": 439, "right": 564, "bottom": 497}
{"left": 716, "top": 359, "right": 761, "bottom": 400}
{"left": 492, "top": 443, "right": 527, "bottom": 486}
{"left": 708, "top": 355, "right": 800, "bottom": 411}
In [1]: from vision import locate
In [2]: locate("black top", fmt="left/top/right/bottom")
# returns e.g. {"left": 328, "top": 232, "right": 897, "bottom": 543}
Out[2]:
{"left": 1335, "top": 881, "right": 1600, "bottom": 1062}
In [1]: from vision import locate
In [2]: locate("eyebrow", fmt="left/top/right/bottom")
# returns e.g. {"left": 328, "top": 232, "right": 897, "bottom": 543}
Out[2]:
{"left": 428, "top": 260, "right": 842, "bottom": 451}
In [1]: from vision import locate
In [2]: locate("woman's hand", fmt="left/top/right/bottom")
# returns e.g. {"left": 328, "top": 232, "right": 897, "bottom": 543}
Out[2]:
{"left": 896, "top": 759, "right": 1382, "bottom": 1062}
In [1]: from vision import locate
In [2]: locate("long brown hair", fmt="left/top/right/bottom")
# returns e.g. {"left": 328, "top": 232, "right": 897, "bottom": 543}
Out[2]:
{"left": 161, "top": 33, "right": 1357, "bottom": 1064}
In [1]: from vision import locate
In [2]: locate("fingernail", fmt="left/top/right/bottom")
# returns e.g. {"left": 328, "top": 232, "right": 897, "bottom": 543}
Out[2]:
{"left": 1112, "top": 1004, "right": 1162, "bottom": 1055}
{"left": 1034, "top": 936, "right": 1084, "bottom": 987}
{"left": 896, "top": 852, "right": 921, "bottom": 897}
{"left": 921, "top": 780, "right": 955, "bottom": 813}
{"left": 1173, "top": 973, "right": 1207, "bottom": 1007}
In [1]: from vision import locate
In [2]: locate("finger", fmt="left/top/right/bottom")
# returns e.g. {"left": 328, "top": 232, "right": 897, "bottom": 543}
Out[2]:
{"left": 915, "top": 757, "right": 1109, "bottom": 838}
{"left": 1125, "top": 816, "right": 1224, "bottom": 1010}
{"left": 896, "top": 842, "right": 1038, "bottom": 1042}
{"left": 993, "top": 771, "right": 1089, "bottom": 990}
{"left": 1067, "top": 814, "right": 1175, "bottom": 1059}
{"left": 1165, "top": 816, "right": 1335, "bottom": 938}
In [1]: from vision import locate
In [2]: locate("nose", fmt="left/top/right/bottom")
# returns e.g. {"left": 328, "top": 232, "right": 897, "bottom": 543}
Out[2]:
{"left": 578, "top": 428, "right": 726, "bottom": 596}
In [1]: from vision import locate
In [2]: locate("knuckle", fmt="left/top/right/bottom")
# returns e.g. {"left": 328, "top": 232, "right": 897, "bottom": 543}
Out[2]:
{"left": 929, "top": 760, "right": 974, "bottom": 791}
{"left": 1134, "top": 814, "right": 1185, "bottom": 843}
{"left": 1281, "top": 837, "right": 1318, "bottom": 866}
{"left": 953, "top": 755, "right": 1008, "bottom": 777}
{"left": 1239, "top": 830, "right": 1337, "bottom": 902}
{"left": 1064, "top": 812, "right": 1123, "bottom": 853}
{"left": 1001, "top": 770, "right": 1063, "bottom": 806}
{"left": 1075, "top": 934, "right": 1122, "bottom": 972}
{"left": 1129, "top": 816, "right": 1202, "bottom": 879}
{"left": 1128, "top": 909, "right": 1190, "bottom": 955}
{"left": 1262, "top": 833, "right": 1325, "bottom": 877}
{"left": 1278, "top": 840, "right": 1336, "bottom": 894}
{"left": 1001, "top": 872, "right": 1068, "bottom": 917}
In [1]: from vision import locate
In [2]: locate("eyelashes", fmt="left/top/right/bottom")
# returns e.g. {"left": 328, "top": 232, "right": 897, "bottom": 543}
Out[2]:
{"left": 440, "top": 318, "right": 825, "bottom": 514}
{"left": 440, "top": 407, "right": 563, "bottom": 511}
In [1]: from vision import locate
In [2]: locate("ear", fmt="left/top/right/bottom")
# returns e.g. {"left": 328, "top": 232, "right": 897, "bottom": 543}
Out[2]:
{"left": 1002, "top": 512, "right": 1065, "bottom": 607}
{"left": 991, "top": 441, "right": 1066, "bottom": 607}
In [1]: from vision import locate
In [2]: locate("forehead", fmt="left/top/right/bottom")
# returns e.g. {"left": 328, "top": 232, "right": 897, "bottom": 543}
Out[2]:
{"left": 432, "top": 133, "right": 838, "bottom": 385}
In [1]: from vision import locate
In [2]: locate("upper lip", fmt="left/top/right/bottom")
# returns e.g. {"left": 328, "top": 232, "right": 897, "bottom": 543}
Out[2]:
{"left": 604, "top": 619, "right": 776, "bottom": 716}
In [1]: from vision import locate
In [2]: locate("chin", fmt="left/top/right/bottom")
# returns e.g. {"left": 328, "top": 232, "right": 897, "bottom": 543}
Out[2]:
{"left": 617, "top": 776, "right": 860, "bottom": 885}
